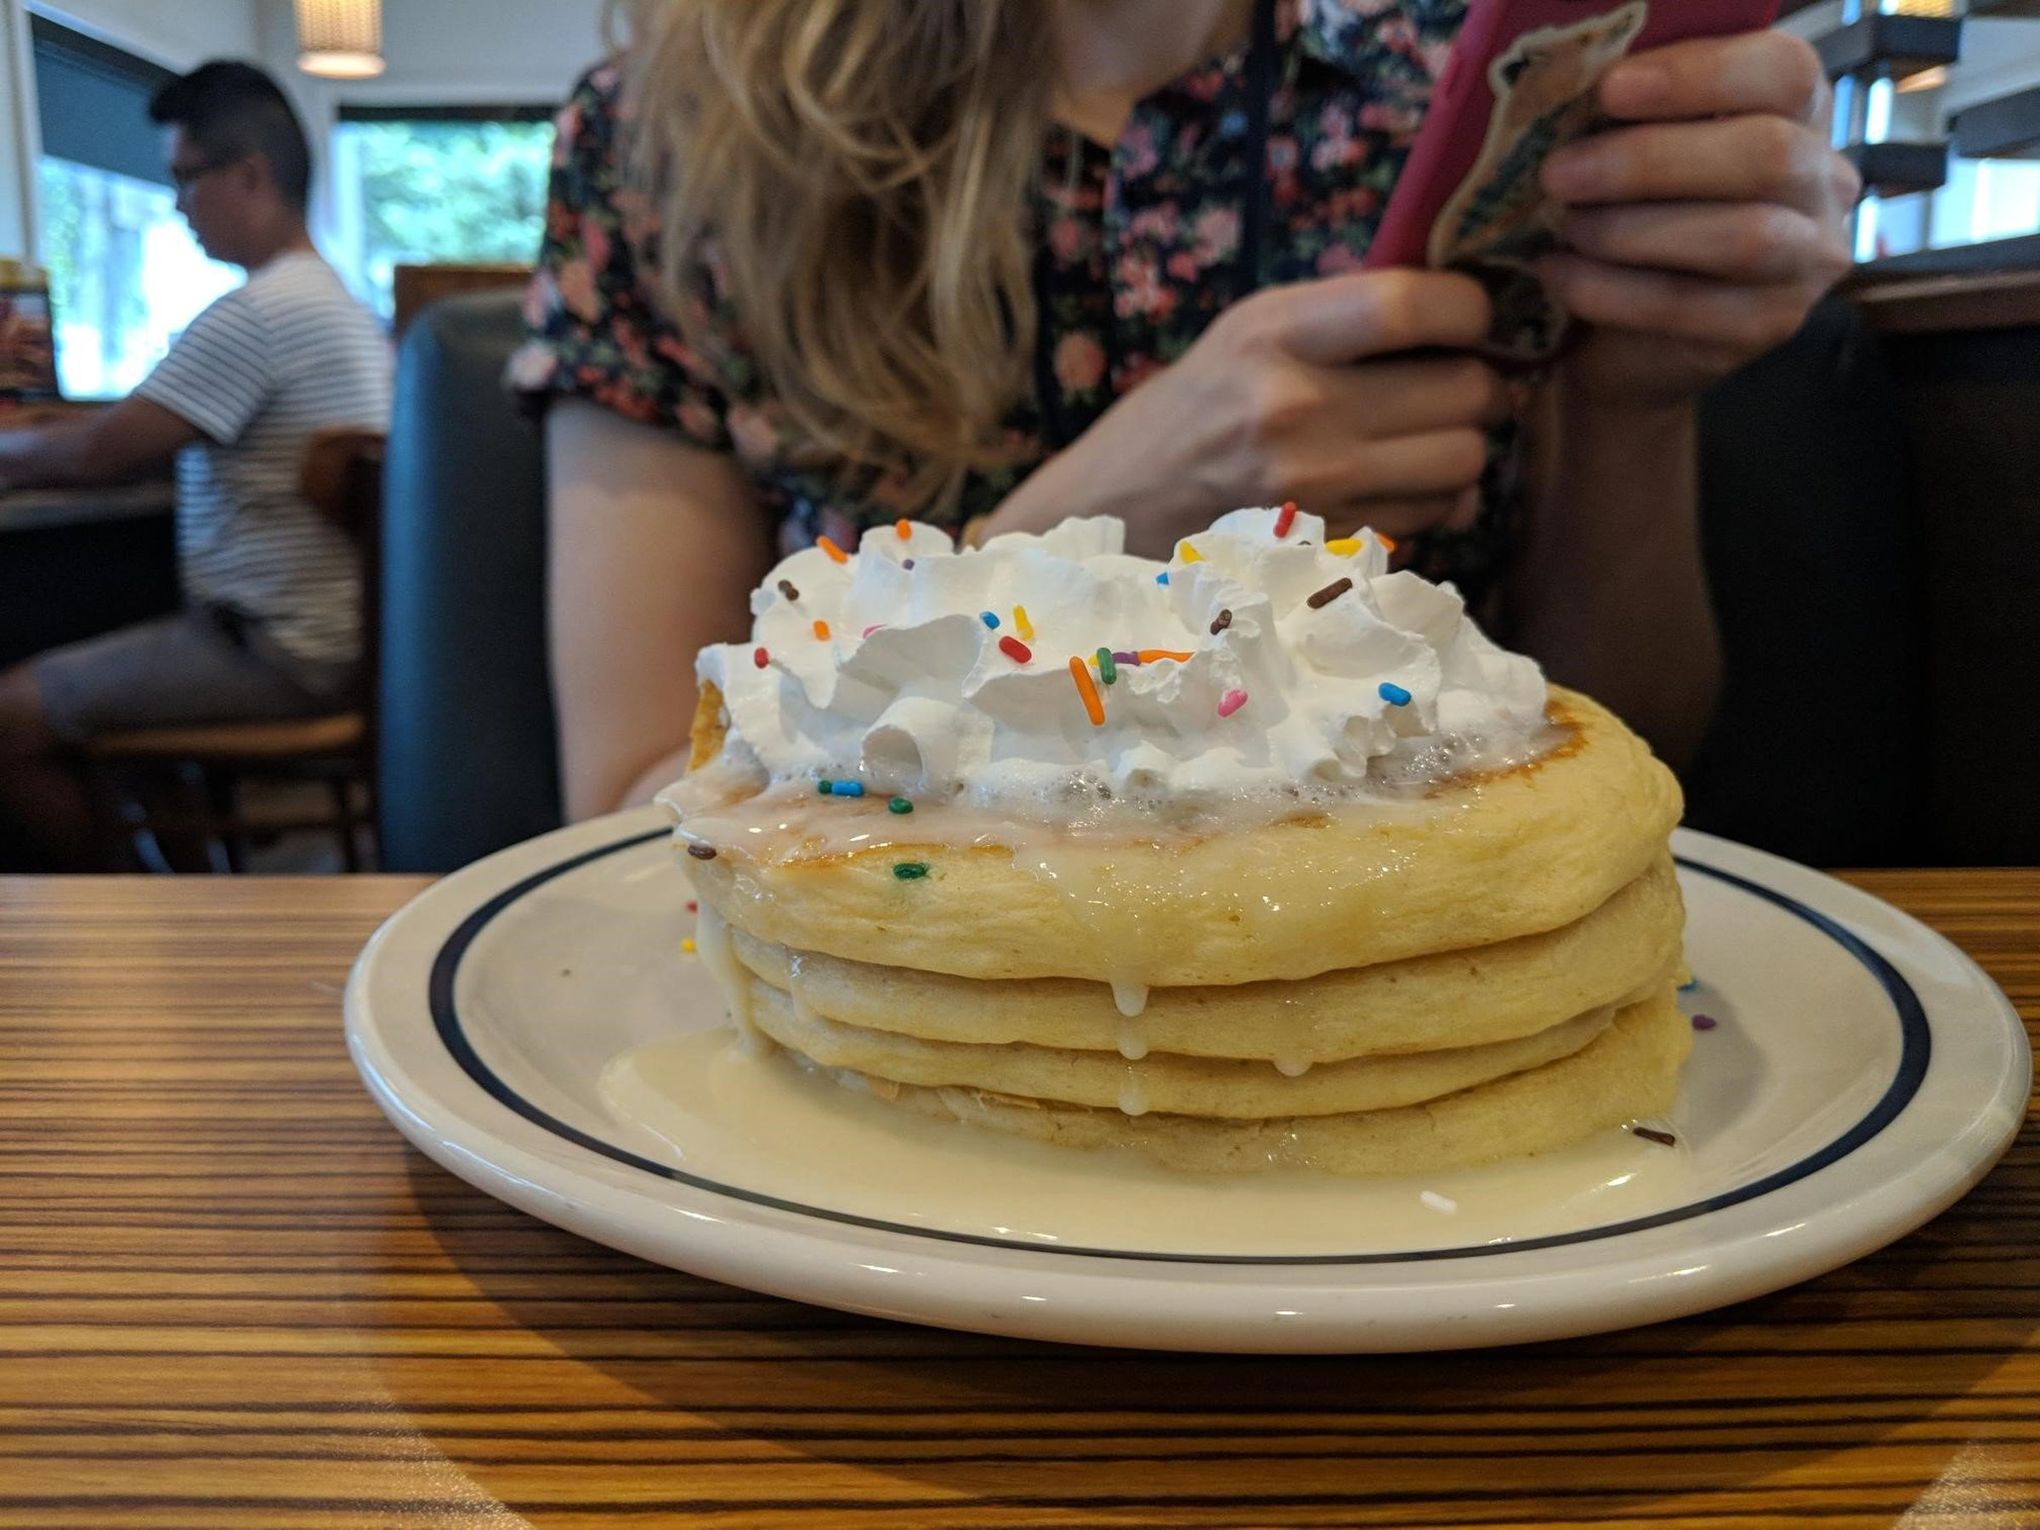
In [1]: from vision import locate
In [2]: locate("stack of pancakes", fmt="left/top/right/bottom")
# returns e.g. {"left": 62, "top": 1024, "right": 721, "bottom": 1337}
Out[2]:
{"left": 680, "top": 684, "right": 1689, "bottom": 1176}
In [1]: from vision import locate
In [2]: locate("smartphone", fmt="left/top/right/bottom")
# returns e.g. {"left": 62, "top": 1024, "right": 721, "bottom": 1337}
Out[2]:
{"left": 1364, "top": 0, "right": 1782, "bottom": 364}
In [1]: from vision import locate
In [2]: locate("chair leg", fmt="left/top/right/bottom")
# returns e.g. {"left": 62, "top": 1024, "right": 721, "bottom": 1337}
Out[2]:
{"left": 204, "top": 767, "right": 247, "bottom": 874}
{"left": 328, "top": 775, "right": 362, "bottom": 873}
{"left": 83, "top": 761, "right": 152, "bottom": 872}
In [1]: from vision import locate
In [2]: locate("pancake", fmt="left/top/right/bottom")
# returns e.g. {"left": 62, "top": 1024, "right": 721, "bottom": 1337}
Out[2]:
{"left": 663, "top": 508, "right": 1692, "bottom": 1179}
{"left": 720, "top": 855, "right": 1684, "bottom": 1061}
{"left": 680, "top": 684, "right": 1681, "bottom": 986}
{"left": 867, "top": 990, "right": 1691, "bottom": 1176}
{"left": 739, "top": 966, "right": 1631, "bottom": 1118}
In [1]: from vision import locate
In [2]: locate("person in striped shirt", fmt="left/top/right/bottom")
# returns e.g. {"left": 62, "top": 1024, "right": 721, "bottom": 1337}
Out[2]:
{"left": 0, "top": 61, "right": 390, "bottom": 869}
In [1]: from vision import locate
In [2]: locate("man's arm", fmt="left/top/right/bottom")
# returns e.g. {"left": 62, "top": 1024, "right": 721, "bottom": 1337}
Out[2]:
{"left": 0, "top": 396, "right": 201, "bottom": 493}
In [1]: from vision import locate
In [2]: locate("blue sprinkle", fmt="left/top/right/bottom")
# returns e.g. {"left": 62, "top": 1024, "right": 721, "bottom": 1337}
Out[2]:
{"left": 1219, "top": 108, "right": 1248, "bottom": 139}
{"left": 828, "top": 780, "right": 866, "bottom": 798}
{"left": 1156, "top": 571, "right": 1170, "bottom": 586}
{"left": 1678, "top": 976, "right": 1700, "bottom": 992}
{"left": 1379, "top": 682, "right": 1412, "bottom": 707}
{"left": 980, "top": 611, "right": 999, "bottom": 629}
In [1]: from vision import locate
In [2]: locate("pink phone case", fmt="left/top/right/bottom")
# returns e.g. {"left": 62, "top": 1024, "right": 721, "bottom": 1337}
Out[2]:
{"left": 1364, "top": 0, "right": 1780, "bottom": 361}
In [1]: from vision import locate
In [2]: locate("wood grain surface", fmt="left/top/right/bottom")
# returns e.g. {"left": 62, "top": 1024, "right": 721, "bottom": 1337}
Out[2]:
{"left": 0, "top": 872, "right": 2034, "bottom": 1529}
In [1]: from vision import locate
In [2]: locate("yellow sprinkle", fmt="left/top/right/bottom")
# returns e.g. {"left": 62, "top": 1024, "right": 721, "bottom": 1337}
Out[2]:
{"left": 1326, "top": 538, "right": 1361, "bottom": 556}
{"left": 1013, "top": 604, "right": 1034, "bottom": 641}
{"left": 681, "top": 938, "right": 697, "bottom": 954}
{"left": 1178, "top": 542, "right": 1203, "bottom": 564}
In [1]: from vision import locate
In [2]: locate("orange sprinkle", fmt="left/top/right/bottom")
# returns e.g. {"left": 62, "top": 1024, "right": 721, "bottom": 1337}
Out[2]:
{"left": 894, "top": 518, "right": 912, "bottom": 541}
{"left": 1013, "top": 604, "right": 1034, "bottom": 640}
{"left": 812, "top": 620, "right": 831, "bottom": 640}
{"left": 817, "top": 535, "right": 849, "bottom": 564}
{"left": 1138, "top": 649, "right": 1194, "bottom": 663}
{"left": 1068, "top": 656, "right": 1105, "bottom": 727}
{"left": 1377, "top": 532, "right": 1398, "bottom": 554}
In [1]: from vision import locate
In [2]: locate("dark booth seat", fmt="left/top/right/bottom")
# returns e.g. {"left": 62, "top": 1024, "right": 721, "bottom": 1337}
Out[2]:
{"left": 376, "top": 292, "right": 1927, "bottom": 873}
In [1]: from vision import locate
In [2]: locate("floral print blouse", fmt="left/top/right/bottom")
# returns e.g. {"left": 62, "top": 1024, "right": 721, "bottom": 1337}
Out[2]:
{"left": 512, "top": 0, "right": 1517, "bottom": 600}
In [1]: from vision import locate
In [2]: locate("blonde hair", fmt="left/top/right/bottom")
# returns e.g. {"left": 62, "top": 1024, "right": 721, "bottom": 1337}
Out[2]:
{"left": 619, "top": 1, "right": 1053, "bottom": 514}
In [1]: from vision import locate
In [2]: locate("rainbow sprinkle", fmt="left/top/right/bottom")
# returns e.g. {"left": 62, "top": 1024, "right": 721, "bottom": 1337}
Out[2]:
{"left": 1178, "top": 542, "right": 1204, "bottom": 564}
{"left": 895, "top": 518, "right": 912, "bottom": 540}
{"left": 980, "top": 611, "right": 999, "bottom": 629}
{"left": 999, "top": 636, "right": 1033, "bottom": 664}
{"left": 777, "top": 579, "right": 800, "bottom": 601}
{"left": 817, "top": 535, "right": 849, "bottom": 564}
{"left": 1308, "top": 578, "right": 1353, "bottom": 610}
{"left": 753, "top": 646, "right": 769, "bottom": 669}
{"left": 1111, "top": 650, "right": 1141, "bottom": 666}
{"left": 816, "top": 779, "right": 833, "bottom": 795}
{"left": 888, "top": 796, "right": 914, "bottom": 814}
{"left": 829, "top": 779, "right": 865, "bottom": 797}
{"left": 1155, "top": 571, "right": 1170, "bottom": 586}
{"left": 1692, "top": 1014, "right": 1718, "bottom": 1032}
{"left": 862, "top": 624, "right": 884, "bottom": 637}
{"left": 893, "top": 861, "right": 930, "bottom": 880}
{"left": 1139, "top": 649, "right": 1193, "bottom": 663}
{"left": 1013, "top": 604, "right": 1034, "bottom": 640}
{"left": 1217, "top": 689, "right": 1249, "bottom": 718}
{"left": 902, "top": 558, "right": 916, "bottom": 570}
{"left": 813, "top": 619, "right": 831, "bottom": 641}
{"left": 1325, "top": 538, "right": 1360, "bottom": 556}
{"left": 1210, "top": 608, "right": 1232, "bottom": 636}
{"left": 1068, "top": 656, "right": 1106, "bottom": 726}
{"left": 1379, "top": 532, "right": 1398, "bottom": 554}
{"left": 687, "top": 844, "right": 717, "bottom": 860}
{"left": 1274, "top": 501, "right": 1298, "bottom": 538}
{"left": 1379, "top": 682, "right": 1412, "bottom": 706}
{"left": 681, "top": 937, "right": 696, "bottom": 954}
{"left": 1095, "top": 647, "right": 1117, "bottom": 685}
{"left": 686, "top": 900, "right": 697, "bottom": 912}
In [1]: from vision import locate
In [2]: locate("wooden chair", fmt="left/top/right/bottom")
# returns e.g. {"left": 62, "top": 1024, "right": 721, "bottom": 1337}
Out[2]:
{"left": 86, "top": 430, "right": 385, "bottom": 872}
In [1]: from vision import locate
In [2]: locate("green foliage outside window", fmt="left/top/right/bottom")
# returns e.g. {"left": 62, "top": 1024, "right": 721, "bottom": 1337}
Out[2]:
{"left": 338, "top": 118, "right": 553, "bottom": 320}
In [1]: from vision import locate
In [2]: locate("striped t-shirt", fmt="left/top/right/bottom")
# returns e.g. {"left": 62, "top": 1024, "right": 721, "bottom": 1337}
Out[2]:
{"left": 135, "top": 251, "right": 391, "bottom": 665}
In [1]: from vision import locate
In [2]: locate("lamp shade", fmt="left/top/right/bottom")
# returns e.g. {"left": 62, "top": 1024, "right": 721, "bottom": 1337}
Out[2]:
{"left": 295, "top": 0, "right": 384, "bottom": 79}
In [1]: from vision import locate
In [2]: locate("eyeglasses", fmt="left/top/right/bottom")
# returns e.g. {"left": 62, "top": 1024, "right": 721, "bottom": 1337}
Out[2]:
{"left": 168, "top": 157, "right": 235, "bottom": 192}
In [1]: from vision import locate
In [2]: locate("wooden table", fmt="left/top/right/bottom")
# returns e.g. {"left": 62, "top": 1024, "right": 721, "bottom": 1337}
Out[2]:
{"left": 2, "top": 873, "right": 2035, "bottom": 1528}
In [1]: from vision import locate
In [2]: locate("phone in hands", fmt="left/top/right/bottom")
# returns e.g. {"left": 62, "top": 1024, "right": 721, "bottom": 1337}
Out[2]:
{"left": 1364, "top": 0, "right": 1782, "bottom": 365}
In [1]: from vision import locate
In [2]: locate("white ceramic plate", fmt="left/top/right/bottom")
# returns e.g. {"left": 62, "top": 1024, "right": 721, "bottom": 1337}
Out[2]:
{"left": 346, "top": 808, "right": 2028, "bottom": 1353}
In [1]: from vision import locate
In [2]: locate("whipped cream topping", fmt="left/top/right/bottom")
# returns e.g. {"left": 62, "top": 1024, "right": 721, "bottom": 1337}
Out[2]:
{"left": 682, "top": 509, "right": 1549, "bottom": 817}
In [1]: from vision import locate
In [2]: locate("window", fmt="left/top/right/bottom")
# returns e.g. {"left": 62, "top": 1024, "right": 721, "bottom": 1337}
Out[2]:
{"left": 327, "top": 108, "right": 554, "bottom": 323}
{"left": 30, "top": 18, "right": 238, "bottom": 399}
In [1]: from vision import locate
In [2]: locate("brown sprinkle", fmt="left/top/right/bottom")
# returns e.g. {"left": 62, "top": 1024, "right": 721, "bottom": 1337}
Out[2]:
{"left": 1210, "top": 608, "right": 1233, "bottom": 636}
{"left": 1306, "top": 577, "right": 1353, "bottom": 610}
{"left": 777, "top": 579, "right": 799, "bottom": 601}
{"left": 686, "top": 844, "right": 718, "bottom": 861}
{"left": 1631, "top": 1126, "right": 1677, "bottom": 1147}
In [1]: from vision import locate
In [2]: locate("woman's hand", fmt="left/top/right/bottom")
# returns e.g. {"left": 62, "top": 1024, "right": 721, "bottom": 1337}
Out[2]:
{"left": 989, "top": 269, "right": 1509, "bottom": 555}
{"left": 1540, "top": 32, "right": 1859, "bottom": 407}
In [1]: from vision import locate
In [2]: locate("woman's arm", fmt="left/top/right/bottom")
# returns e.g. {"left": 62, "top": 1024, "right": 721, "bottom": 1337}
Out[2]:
{"left": 1510, "top": 385, "right": 1717, "bottom": 769}
{"left": 546, "top": 398, "right": 778, "bottom": 820}
{"left": 1505, "top": 31, "right": 1856, "bottom": 769}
